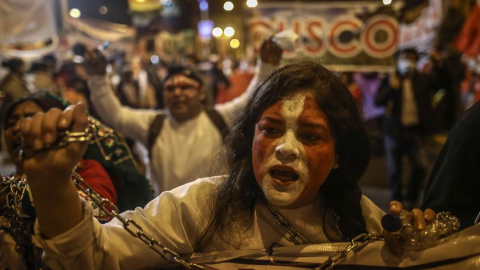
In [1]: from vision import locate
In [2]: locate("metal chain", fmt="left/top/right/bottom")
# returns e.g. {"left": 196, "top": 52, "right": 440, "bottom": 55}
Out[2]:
{"left": 18, "top": 117, "right": 203, "bottom": 269}
{"left": 0, "top": 174, "right": 35, "bottom": 267}
{"left": 1, "top": 174, "right": 28, "bottom": 216}
{"left": 17, "top": 117, "right": 384, "bottom": 269}
{"left": 313, "top": 233, "right": 382, "bottom": 270}
{"left": 20, "top": 118, "right": 97, "bottom": 160}
{"left": 3, "top": 175, "right": 27, "bottom": 205}
{"left": 264, "top": 202, "right": 383, "bottom": 269}
{"left": 264, "top": 203, "right": 309, "bottom": 245}
{"left": 72, "top": 172, "right": 203, "bottom": 269}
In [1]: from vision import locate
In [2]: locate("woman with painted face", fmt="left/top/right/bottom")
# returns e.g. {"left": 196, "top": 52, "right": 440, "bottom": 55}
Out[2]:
{"left": 18, "top": 62, "right": 436, "bottom": 269}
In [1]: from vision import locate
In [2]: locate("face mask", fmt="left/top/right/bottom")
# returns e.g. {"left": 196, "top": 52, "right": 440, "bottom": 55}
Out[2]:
{"left": 398, "top": 59, "right": 416, "bottom": 75}
{"left": 397, "top": 59, "right": 409, "bottom": 75}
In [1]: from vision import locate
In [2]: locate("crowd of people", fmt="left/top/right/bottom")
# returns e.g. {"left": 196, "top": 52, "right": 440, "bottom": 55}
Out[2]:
{"left": 0, "top": 36, "right": 478, "bottom": 269}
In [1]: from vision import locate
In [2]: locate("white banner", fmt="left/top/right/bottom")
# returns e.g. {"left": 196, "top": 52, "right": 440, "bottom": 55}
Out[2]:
{"left": 398, "top": 0, "right": 443, "bottom": 55}
{"left": 247, "top": 1, "right": 404, "bottom": 72}
{"left": 0, "top": 0, "right": 58, "bottom": 60}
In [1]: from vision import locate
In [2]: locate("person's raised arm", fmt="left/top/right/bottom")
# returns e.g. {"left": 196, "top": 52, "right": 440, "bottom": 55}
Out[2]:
{"left": 84, "top": 50, "right": 158, "bottom": 145}
{"left": 22, "top": 103, "right": 89, "bottom": 238}
{"left": 215, "top": 38, "right": 282, "bottom": 126}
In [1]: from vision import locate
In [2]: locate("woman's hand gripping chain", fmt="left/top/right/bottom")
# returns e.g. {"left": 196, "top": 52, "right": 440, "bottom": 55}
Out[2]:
{"left": 20, "top": 102, "right": 92, "bottom": 182}
{"left": 20, "top": 119, "right": 95, "bottom": 160}
{"left": 383, "top": 201, "right": 461, "bottom": 256}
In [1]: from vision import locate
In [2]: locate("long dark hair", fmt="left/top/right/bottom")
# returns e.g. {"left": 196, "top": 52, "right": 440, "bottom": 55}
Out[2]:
{"left": 195, "top": 61, "right": 370, "bottom": 250}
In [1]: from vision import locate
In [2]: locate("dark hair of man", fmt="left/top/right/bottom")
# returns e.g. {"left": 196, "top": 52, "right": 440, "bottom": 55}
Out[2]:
{"left": 195, "top": 61, "right": 370, "bottom": 250}
{"left": 401, "top": 48, "right": 419, "bottom": 62}
{"left": 2, "top": 58, "right": 24, "bottom": 73}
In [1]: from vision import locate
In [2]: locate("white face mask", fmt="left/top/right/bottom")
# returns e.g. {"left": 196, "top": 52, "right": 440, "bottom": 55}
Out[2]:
{"left": 397, "top": 59, "right": 409, "bottom": 75}
{"left": 397, "top": 59, "right": 416, "bottom": 75}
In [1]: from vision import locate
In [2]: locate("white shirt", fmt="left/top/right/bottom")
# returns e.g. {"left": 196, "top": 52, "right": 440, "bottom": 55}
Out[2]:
{"left": 88, "top": 62, "right": 275, "bottom": 195}
{"left": 36, "top": 177, "right": 385, "bottom": 270}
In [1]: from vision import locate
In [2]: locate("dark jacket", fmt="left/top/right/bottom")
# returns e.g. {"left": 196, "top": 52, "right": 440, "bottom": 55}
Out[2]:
{"left": 422, "top": 101, "right": 480, "bottom": 229}
{"left": 375, "top": 72, "right": 438, "bottom": 137}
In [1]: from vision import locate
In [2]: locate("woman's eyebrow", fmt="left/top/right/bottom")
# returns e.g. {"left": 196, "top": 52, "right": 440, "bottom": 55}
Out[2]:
{"left": 260, "top": 116, "right": 283, "bottom": 124}
{"left": 298, "top": 121, "right": 328, "bottom": 130}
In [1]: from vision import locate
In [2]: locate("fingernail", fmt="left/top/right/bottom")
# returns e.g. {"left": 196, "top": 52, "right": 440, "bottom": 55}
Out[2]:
{"left": 416, "top": 222, "right": 425, "bottom": 230}
{"left": 389, "top": 201, "right": 402, "bottom": 213}
{"left": 390, "top": 203, "right": 400, "bottom": 212}
{"left": 412, "top": 209, "right": 425, "bottom": 230}
{"left": 424, "top": 209, "right": 436, "bottom": 221}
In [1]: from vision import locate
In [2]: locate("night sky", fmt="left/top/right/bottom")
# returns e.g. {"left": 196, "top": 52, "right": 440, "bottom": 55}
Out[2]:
{"left": 66, "top": 0, "right": 430, "bottom": 26}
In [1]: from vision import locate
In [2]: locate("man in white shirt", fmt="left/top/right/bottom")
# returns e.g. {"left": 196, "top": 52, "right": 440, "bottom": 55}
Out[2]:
{"left": 84, "top": 40, "right": 282, "bottom": 195}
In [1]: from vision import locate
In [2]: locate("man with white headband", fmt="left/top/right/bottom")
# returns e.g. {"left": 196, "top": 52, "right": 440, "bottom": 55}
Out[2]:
{"left": 84, "top": 40, "right": 282, "bottom": 195}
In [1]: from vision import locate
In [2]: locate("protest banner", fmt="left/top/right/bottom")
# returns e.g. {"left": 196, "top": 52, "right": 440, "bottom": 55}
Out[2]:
{"left": 247, "top": 1, "right": 403, "bottom": 71}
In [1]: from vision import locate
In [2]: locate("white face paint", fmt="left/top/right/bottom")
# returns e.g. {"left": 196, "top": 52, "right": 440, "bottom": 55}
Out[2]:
{"left": 164, "top": 75, "right": 200, "bottom": 90}
{"left": 260, "top": 92, "right": 309, "bottom": 207}
{"left": 252, "top": 91, "right": 338, "bottom": 209}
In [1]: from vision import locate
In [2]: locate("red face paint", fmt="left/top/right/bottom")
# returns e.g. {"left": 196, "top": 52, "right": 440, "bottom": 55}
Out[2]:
{"left": 252, "top": 91, "right": 338, "bottom": 209}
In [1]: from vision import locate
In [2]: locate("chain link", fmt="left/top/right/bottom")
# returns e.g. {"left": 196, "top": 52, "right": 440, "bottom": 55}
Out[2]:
{"left": 0, "top": 175, "right": 35, "bottom": 267}
{"left": 72, "top": 172, "right": 204, "bottom": 269}
{"left": 20, "top": 118, "right": 97, "bottom": 160}
{"left": 1, "top": 174, "right": 28, "bottom": 216}
{"left": 264, "top": 201, "right": 382, "bottom": 269}
{"left": 313, "top": 233, "right": 382, "bottom": 270}
{"left": 264, "top": 203, "right": 309, "bottom": 245}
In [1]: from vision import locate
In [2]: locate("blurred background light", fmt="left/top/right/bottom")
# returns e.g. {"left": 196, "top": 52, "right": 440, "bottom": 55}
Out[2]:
{"left": 150, "top": 55, "right": 160, "bottom": 64}
{"left": 69, "top": 8, "right": 81, "bottom": 18}
{"left": 198, "top": 20, "right": 214, "bottom": 38}
{"left": 212, "top": 27, "right": 223, "bottom": 37}
{"left": 224, "top": 26, "right": 234, "bottom": 37}
{"left": 246, "top": 0, "right": 258, "bottom": 8}
{"left": 199, "top": 0, "right": 209, "bottom": 11}
{"left": 224, "top": 1, "right": 234, "bottom": 11}
{"left": 98, "top": 6, "right": 108, "bottom": 15}
{"left": 160, "top": 0, "right": 173, "bottom": 7}
{"left": 230, "top": 38, "right": 240, "bottom": 48}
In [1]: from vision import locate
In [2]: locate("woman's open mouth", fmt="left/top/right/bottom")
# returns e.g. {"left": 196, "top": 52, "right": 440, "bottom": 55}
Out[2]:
{"left": 269, "top": 166, "right": 299, "bottom": 182}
